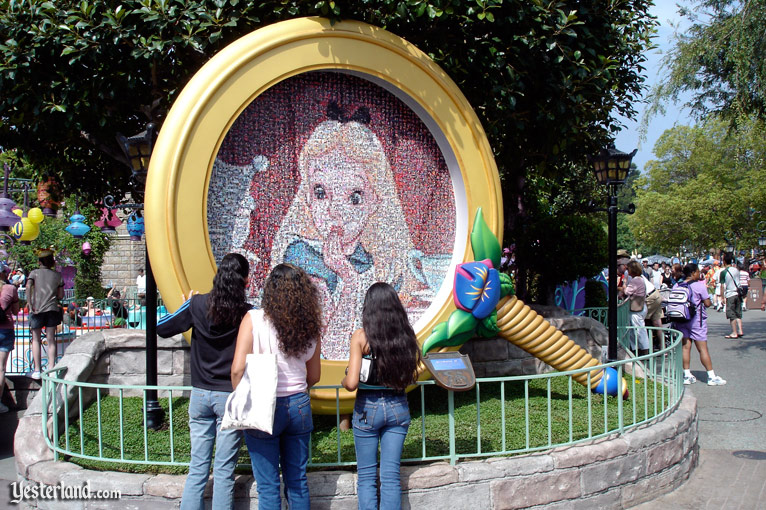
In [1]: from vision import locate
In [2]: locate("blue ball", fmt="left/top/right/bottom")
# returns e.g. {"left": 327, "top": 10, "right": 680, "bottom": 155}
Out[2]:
{"left": 593, "top": 367, "right": 624, "bottom": 397}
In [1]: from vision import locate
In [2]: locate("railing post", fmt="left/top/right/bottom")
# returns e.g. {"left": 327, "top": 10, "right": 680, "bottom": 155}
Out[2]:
{"left": 51, "top": 377, "right": 59, "bottom": 461}
{"left": 448, "top": 390, "right": 456, "bottom": 465}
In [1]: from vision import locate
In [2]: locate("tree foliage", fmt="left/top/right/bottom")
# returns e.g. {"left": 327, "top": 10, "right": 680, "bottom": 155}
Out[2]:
{"left": 515, "top": 213, "right": 608, "bottom": 303}
{"left": 9, "top": 196, "right": 111, "bottom": 299}
{"left": 629, "top": 117, "right": 766, "bottom": 254}
{"left": 648, "top": 0, "right": 766, "bottom": 125}
{"left": 1, "top": 0, "right": 657, "bottom": 206}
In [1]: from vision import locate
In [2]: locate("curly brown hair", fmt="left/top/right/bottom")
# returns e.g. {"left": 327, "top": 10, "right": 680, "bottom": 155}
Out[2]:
{"left": 262, "top": 264, "right": 323, "bottom": 358}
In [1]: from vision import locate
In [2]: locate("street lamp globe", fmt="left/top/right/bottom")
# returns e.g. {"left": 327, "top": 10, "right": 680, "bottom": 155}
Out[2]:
{"left": 116, "top": 123, "right": 155, "bottom": 189}
{"left": 587, "top": 144, "right": 638, "bottom": 185}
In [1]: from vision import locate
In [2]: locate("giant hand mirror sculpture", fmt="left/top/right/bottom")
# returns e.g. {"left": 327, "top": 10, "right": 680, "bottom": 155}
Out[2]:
{"left": 146, "top": 18, "right": 623, "bottom": 416}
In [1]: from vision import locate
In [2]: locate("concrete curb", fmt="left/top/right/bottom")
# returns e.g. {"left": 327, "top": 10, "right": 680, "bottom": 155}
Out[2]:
{"left": 14, "top": 330, "right": 698, "bottom": 508}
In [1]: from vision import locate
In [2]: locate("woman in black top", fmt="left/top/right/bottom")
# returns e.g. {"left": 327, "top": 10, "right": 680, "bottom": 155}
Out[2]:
{"left": 157, "top": 253, "right": 251, "bottom": 510}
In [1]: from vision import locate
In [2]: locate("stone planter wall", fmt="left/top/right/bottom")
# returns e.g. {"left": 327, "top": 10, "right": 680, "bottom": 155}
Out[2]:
{"left": 16, "top": 392, "right": 698, "bottom": 509}
{"left": 14, "top": 328, "right": 697, "bottom": 509}
{"left": 461, "top": 305, "right": 639, "bottom": 378}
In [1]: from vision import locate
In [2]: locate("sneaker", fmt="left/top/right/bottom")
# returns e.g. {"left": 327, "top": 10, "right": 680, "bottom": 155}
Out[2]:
{"left": 28, "top": 371, "right": 41, "bottom": 380}
{"left": 708, "top": 376, "right": 727, "bottom": 386}
{"left": 683, "top": 374, "right": 697, "bottom": 385}
{"left": 0, "top": 402, "right": 8, "bottom": 413}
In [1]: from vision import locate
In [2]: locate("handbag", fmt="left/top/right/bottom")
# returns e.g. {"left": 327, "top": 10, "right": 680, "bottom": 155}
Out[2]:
{"left": 221, "top": 309, "right": 278, "bottom": 433}
{"left": 724, "top": 268, "right": 748, "bottom": 300}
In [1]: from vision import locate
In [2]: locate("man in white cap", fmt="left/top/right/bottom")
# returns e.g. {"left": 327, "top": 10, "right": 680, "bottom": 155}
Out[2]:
{"left": 26, "top": 249, "right": 64, "bottom": 380}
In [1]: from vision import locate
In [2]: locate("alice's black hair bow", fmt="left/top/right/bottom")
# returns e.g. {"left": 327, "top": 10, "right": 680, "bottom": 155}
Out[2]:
{"left": 327, "top": 101, "right": 371, "bottom": 125}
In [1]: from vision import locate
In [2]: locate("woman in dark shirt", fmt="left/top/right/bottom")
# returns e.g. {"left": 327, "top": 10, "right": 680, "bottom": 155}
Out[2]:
{"left": 157, "top": 253, "right": 251, "bottom": 510}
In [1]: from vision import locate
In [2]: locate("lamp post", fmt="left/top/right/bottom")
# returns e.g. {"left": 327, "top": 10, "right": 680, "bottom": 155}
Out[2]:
{"left": 116, "top": 123, "right": 164, "bottom": 430}
{"left": 589, "top": 145, "right": 637, "bottom": 361}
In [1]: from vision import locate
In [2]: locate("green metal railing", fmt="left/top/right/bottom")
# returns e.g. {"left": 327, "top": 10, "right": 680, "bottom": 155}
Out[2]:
{"left": 40, "top": 326, "right": 684, "bottom": 469}
{"left": 573, "top": 300, "right": 632, "bottom": 350}
{"left": 6, "top": 295, "right": 169, "bottom": 375}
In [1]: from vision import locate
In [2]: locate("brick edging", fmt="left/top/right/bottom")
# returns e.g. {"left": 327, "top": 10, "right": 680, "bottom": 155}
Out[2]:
{"left": 14, "top": 330, "right": 698, "bottom": 509}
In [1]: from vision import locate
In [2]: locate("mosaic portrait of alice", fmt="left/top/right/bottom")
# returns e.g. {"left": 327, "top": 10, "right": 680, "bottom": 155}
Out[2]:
{"left": 208, "top": 72, "right": 457, "bottom": 362}
{"left": 271, "top": 103, "right": 424, "bottom": 360}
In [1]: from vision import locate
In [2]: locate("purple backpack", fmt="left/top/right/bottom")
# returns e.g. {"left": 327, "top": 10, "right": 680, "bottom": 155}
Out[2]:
{"left": 666, "top": 281, "right": 697, "bottom": 322}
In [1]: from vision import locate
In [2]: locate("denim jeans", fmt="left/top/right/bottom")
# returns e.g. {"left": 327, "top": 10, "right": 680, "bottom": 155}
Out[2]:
{"left": 181, "top": 388, "right": 243, "bottom": 510}
{"left": 244, "top": 391, "right": 313, "bottom": 510}
{"left": 353, "top": 390, "right": 410, "bottom": 510}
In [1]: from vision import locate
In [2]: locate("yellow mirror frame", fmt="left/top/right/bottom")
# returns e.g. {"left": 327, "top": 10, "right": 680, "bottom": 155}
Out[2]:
{"left": 145, "top": 17, "right": 502, "bottom": 414}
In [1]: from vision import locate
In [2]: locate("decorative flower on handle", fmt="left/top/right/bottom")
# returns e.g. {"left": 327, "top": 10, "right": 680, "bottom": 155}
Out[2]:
{"left": 422, "top": 208, "right": 514, "bottom": 354}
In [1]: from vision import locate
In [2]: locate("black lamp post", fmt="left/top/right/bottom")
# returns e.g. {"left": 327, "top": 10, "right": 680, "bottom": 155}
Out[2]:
{"left": 117, "top": 123, "right": 165, "bottom": 430}
{"left": 589, "top": 145, "right": 637, "bottom": 361}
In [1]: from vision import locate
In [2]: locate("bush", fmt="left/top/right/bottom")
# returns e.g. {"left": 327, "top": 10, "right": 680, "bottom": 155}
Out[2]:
{"left": 584, "top": 279, "right": 607, "bottom": 308}
{"left": 9, "top": 196, "right": 110, "bottom": 299}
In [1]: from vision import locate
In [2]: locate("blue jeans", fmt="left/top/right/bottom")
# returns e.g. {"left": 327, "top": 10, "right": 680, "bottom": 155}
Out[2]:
{"left": 244, "top": 391, "right": 313, "bottom": 510}
{"left": 353, "top": 390, "right": 410, "bottom": 510}
{"left": 181, "top": 388, "right": 243, "bottom": 510}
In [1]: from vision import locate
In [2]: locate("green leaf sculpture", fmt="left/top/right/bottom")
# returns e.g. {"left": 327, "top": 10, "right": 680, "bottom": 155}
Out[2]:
{"left": 422, "top": 208, "right": 514, "bottom": 355}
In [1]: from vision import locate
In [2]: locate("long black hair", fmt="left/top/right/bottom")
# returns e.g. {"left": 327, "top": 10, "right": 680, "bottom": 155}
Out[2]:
{"left": 207, "top": 253, "right": 251, "bottom": 327}
{"left": 362, "top": 282, "right": 420, "bottom": 390}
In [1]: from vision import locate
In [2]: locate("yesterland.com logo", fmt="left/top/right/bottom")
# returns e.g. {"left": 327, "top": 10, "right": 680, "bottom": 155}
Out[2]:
{"left": 8, "top": 480, "right": 121, "bottom": 504}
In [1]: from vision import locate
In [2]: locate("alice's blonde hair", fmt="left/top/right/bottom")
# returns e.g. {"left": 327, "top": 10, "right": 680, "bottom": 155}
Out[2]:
{"left": 272, "top": 119, "right": 414, "bottom": 283}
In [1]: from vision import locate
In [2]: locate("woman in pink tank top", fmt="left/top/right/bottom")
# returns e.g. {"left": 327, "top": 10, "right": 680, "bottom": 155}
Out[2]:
{"left": 231, "top": 264, "right": 322, "bottom": 510}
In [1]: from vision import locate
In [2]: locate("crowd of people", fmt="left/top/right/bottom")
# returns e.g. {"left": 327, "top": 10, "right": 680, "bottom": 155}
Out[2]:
{"left": 157, "top": 254, "right": 418, "bottom": 510}
{"left": 615, "top": 248, "right": 765, "bottom": 388}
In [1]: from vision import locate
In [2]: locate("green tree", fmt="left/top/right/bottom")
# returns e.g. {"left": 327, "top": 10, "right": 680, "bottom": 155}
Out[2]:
{"left": 9, "top": 196, "right": 111, "bottom": 300}
{"left": 647, "top": 0, "right": 766, "bottom": 125}
{"left": 629, "top": 117, "right": 766, "bottom": 253}
{"left": 515, "top": 213, "right": 608, "bottom": 304}
{"left": 0, "top": 1, "right": 657, "bottom": 208}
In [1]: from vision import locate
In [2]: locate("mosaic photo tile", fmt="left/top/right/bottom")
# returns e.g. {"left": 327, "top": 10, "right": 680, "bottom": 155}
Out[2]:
{"left": 208, "top": 71, "right": 456, "bottom": 359}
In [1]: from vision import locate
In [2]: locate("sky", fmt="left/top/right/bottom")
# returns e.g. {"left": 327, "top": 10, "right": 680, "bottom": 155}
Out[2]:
{"left": 613, "top": 1, "right": 695, "bottom": 172}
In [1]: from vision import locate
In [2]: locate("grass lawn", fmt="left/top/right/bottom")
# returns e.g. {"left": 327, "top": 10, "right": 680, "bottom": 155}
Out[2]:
{"left": 61, "top": 373, "right": 669, "bottom": 474}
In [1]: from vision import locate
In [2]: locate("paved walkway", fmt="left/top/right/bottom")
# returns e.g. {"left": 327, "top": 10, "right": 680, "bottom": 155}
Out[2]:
{"left": 1, "top": 306, "right": 764, "bottom": 508}
{"left": 634, "top": 303, "right": 766, "bottom": 509}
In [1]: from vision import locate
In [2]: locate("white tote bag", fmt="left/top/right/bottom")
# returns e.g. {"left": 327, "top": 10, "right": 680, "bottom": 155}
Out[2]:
{"left": 221, "top": 310, "right": 278, "bottom": 433}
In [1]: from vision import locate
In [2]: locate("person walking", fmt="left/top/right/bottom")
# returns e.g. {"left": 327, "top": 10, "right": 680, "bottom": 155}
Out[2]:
{"left": 26, "top": 249, "right": 63, "bottom": 379}
{"left": 619, "top": 260, "right": 650, "bottom": 356}
{"left": 712, "top": 261, "right": 724, "bottom": 311}
{"left": 673, "top": 263, "right": 726, "bottom": 386}
{"left": 738, "top": 262, "right": 750, "bottom": 311}
{"left": 232, "top": 263, "right": 322, "bottom": 510}
{"left": 157, "top": 253, "right": 252, "bottom": 510}
{"left": 720, "top": 252, "right": 744, "bottom": 338}
{"left": 341, "top": 282, "right": 421, "bottom": 510}
{"left": 0, "top": 264, "right": 20, "bottom": 413}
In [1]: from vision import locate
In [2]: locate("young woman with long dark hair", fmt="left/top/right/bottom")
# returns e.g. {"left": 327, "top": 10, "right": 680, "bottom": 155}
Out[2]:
{"left": 157, "top": 253, "right": 252, "bottom": 510}
{"left": 231, "top": 263, "right": 322, "bottom": 510}
{"left": 342, "top": 282, "right": 421, "bottom": 510}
